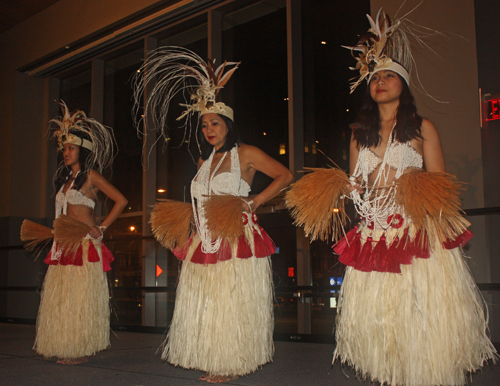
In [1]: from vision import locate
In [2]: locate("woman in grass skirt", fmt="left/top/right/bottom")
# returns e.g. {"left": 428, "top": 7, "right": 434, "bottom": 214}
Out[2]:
{"left": 33, "top": 103, "right": 127, "bottom": 364}
{"left": 287, "top": 9, "right": 496, "bottom": 385}
{"left": 134, "top": 48, "right": 293, "bottom": 383}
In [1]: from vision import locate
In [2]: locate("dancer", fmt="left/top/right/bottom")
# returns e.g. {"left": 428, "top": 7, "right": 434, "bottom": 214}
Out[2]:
{"left": 287, "top": 9, "right": 496, "bottom": 385}
{"left": 134, "top": 48, "right": 293, "bottom": 383}
{"left": 31, "top": 102, "right": 127, "bottom": 364}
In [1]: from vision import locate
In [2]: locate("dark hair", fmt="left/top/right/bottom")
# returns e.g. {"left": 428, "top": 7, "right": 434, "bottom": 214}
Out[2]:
{"left": 198, "top": 114, "right": 240, "bottom": 160}
{"left": 353, "top": 75, "right": 423, "bottom": 148}
{"left": 54, "top": 131, "right": 93, "bottom": 191}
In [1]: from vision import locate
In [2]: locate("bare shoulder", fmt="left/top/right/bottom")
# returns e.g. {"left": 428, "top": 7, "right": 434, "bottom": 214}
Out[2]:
{"left": 238, "top": 142, "right": 260, "bottom": 154}
{"left": 421, "top": 118, "right": 440, "bottom": 139}
{"left": 238, "top": 143, "right": 265, "bottom": 160}
{"left": 87, "top": 170, "right": 104, "bottom": 185}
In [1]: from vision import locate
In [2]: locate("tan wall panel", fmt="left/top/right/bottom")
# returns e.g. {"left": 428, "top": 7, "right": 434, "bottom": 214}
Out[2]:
{"left": 371, "top": 0, "right": 482, "bottom": 208}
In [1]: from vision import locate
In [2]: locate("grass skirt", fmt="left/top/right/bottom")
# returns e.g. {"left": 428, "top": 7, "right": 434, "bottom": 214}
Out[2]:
{"left": 162, "top": 233, "right": 274, "bottom": 376}
{"left": 333, "top": 231, "right": 496, "bottom": 385}
{"left": 34, "top": 238, "right": 110, "bottom": 359}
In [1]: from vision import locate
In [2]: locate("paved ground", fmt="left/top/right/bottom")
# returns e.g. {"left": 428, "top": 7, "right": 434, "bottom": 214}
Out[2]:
{"left": 0, "top": 323, "right": 499, "bottom": 386}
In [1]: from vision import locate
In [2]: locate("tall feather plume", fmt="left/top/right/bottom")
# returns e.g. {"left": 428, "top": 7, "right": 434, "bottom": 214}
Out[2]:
{"left": 204, "top": 195, "right": 244, "bottom": 245}
{"left": 50, "top": 101, "right": 116, "bottom": 175}
{"left": 150, "top": 200, "right": 194, "bottom": 250}
{"left": 285, "top": 168, "right": 350, "bottom": 242}
{"left": 344, "top": 6, "right": 445, "bottom": 97}
{"left": 132, "top": 47, "right": 239, "bottom": 149}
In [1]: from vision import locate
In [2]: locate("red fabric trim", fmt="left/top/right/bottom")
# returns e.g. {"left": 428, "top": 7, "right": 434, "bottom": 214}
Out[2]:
{"left": 176, "top": 228, "right": 276, "bottom": 265}
{"left": 87, "top": 243, "right": 100, "bottom": 263}
{"left": 173, "top": 238, "right": 192, "bottom": 261}
{"left": 101, "top": 244, "right": 114, "bottom": 272}
{"left": 44, "top": 241, "right": 114, "bottom": 272}
{"left": 253, "top": 227, "right": 276, "bottom": 258}
{"left": 335, "top": 226, "right": 471, "bottom": 273}
{"left": 443, "top": 229, "right": 473, "bottom": 249}
{"left": 236, "top": 235, "right": 253, "bottom": 258}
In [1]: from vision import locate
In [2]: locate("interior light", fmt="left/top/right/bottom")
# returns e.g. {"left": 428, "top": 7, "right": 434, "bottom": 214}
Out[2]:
{"left": 130, "top": 226, "right": 136, "bottom": 232}
{"left": 157, "top": 189, "right": 166, "bottom": 193}
{"left": 321, "top": 41, "right": 327, "bottom": 45}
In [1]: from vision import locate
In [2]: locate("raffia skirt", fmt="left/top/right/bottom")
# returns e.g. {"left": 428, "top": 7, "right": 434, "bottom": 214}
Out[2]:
{"left": 333, "top": 228, "right": 497, "bottom": 385}
{"left": 33, "top": 238, "right": 110, "bottom": 359}
{"left": 162, "top": 234, "right": 274, "bottom": 376}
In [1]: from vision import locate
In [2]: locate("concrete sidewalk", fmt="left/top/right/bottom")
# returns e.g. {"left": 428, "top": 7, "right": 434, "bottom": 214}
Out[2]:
{"left": 1, "top": 323, "right": 498, "bottom": 386}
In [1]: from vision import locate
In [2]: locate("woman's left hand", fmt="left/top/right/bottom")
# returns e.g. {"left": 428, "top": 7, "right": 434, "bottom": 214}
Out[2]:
{"left": 88, "top": 225, "right": 103, "bottom": 239}
{"left": 241, "top": 198, "right": 254, "bottom": 212}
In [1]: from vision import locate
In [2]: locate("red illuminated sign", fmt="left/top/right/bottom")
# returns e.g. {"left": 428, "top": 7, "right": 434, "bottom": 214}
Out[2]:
{"left": 485, "top": 98, "right": 500, "bottom": 121}
{"left": 288, "top": 267, "right": 295, "bottom": 277}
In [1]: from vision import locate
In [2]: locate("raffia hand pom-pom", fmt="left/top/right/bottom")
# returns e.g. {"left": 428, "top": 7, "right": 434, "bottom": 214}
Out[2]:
{"left": 396, "top": 170, "right": 470, "bottom": 242}
{"left": 53, "top": 214, "right": 92, "bottom": 255}
{"left": 285, "top": 167, "right": 350, "bottom": 242}
{"left": 204, "top": 195, "right": 245, "bottom": 245}
{"left": 20, "top": 220, "right": 54, "bottom": 251}
{"left": 150, "top": 200, "right": 194, "bottom": 250}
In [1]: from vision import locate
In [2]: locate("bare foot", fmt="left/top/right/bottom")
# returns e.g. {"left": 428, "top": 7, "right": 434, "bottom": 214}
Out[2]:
{"left": 199, "top": 373, "right": 210, "bottom": 381}
{"left": 56, "top": 357, "right": 89, "bottom": 365}
{"left": 205, "top": 374, "right": 238, "bottom": 383}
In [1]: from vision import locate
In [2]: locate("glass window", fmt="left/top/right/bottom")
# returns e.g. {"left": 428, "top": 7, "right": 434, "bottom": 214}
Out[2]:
{"left": 156, "top": 20, "right": 208, "bottom": 203}
{"left": 222, "top": 0, "right": 288, "bottom": 175}
{"left": 302, "top": 0, "right": 369, "bottom": 170}
{"left": 103, "top": 43, "right": 145, "bottom": 214}
{"left": 59, "top": 63, "right": 92, "bottom": 114}
{"left": 301, "top": 0, "right": 370, "bottom": 337}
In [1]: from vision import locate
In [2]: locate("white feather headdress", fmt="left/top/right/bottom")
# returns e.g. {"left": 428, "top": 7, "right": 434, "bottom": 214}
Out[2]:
{"left": 344, "top": 9, "right": 413, "bottom": 93}
{"left": 344, "top": 5, "right": 443, "bottom": 94}
{"left": 133, "top": 47, "right": 239, "bottom": 144}
{"left": 50, "top": 100, "right": 116, "bottom": 174}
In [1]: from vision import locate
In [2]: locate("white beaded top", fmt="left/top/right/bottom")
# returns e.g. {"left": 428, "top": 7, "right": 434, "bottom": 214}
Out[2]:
{"left": 356, "top": 142, "right": 423, "bottom": 183}
{"left": 350, "top": 126, "right": 423, "bottom": 230}
{"left": 191, "top": 146, "right": 250, "bottom": 253}
{"left": 55, "top": 172, "right": 95, "bottom": 217}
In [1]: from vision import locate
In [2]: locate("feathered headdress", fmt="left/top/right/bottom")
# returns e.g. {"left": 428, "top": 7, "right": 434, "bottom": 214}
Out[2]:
{"left": 50, "top": 101, "right": 116, "bottom": 174}
{"left": 344, "top": 9, "right": 413, "bottom": 93}
{"left": 133, "top": 46, "right": 239, "bottom": 142}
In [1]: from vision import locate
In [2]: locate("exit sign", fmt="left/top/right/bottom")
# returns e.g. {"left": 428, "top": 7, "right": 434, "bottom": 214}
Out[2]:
{"left": 485, "top": 97, "right": 500, "bottom": 121}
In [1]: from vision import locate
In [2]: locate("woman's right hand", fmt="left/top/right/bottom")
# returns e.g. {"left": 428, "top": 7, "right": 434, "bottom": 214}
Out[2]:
{"left": 344, "top": 179, "right": 363, "bottom": 195}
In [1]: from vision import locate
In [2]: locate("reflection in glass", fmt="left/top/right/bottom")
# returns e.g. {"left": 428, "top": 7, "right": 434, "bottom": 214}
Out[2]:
{"left": 60, "top": 64, "right": 92, "bottom": 114}
{"left": 105, "top": 216, "right": 143, "bottom": 325}
{"left": 301, "top": 0, "right": 369, "bottom": 338}
{"left": 104, "top": 45, "right": 144, "bottom": 214}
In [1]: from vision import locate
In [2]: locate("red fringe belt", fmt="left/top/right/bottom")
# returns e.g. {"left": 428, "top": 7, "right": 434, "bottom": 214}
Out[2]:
{"left": 44, "top": 241, "right": 114, "bottom": 272}
{"left": 334, "top": 222, "right": 472, "bottom": 274}
{"left": 173, "top": 212, "right": 276, "bottom": 265}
